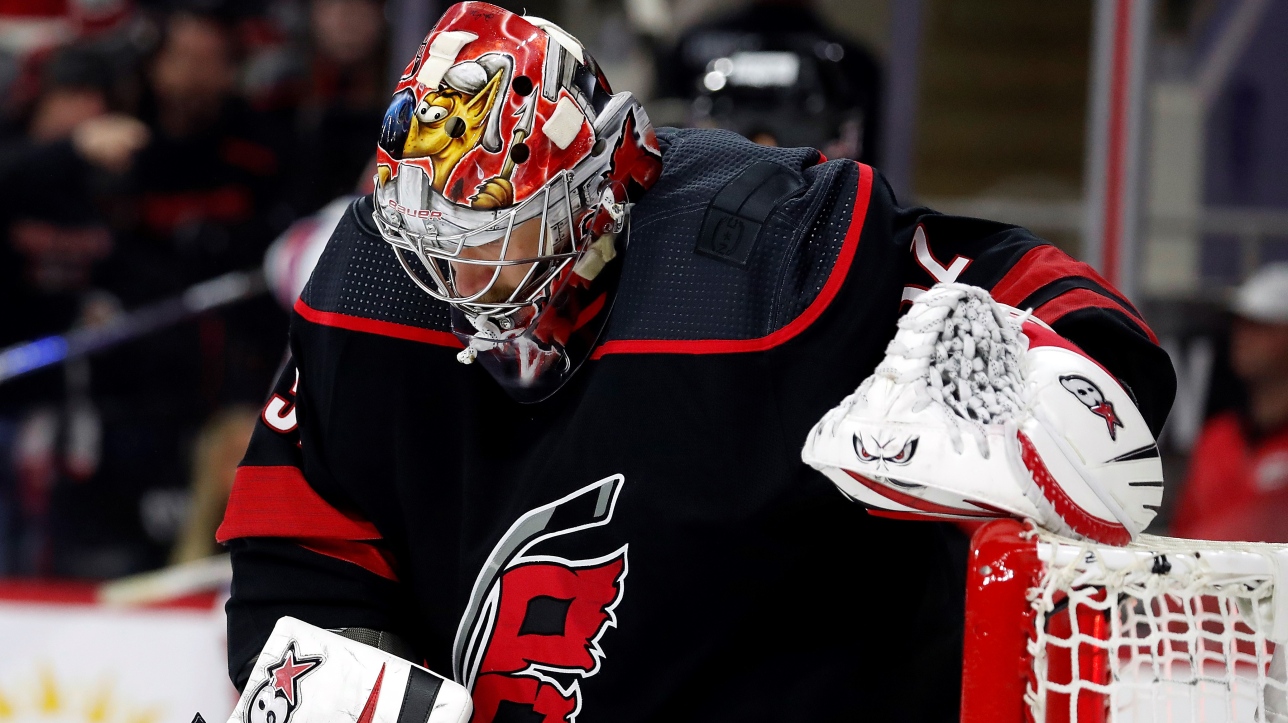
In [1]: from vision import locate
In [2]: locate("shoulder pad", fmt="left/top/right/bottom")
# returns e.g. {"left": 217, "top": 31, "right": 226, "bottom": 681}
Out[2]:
{"left": 605, "top": 127, "right": 866, "bottom": 346}
{"left": 298, "top": 196, "right": 453, "bottom": 334}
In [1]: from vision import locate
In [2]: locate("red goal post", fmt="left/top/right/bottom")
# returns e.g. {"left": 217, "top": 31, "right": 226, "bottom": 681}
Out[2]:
{"left": 962, "top": 519, "right": 1288, "bottom": 723}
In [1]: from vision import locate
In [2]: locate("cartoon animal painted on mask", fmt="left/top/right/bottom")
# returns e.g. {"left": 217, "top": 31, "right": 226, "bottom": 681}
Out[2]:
{"left": 378, "top": 52, "right": 515, "bottom": 209}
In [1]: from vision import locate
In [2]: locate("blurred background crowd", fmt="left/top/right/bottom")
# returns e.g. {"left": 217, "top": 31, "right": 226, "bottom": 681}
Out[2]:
{"left": 0, "top": 0, "right": 1287, "bottom": 582}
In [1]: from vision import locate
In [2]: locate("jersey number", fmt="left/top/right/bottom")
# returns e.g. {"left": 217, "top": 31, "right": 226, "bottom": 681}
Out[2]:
{"left": 263, "top": 368, "right": 300, "bottom": 433}
{"left": 903, "top": 225, "right": 973, "bottom": 303}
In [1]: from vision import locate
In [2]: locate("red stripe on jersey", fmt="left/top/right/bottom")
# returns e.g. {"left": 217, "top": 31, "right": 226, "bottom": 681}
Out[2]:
{"left": 294, "top": 298, "right": 464, "bottom": 348}
{"left": 299, "top": 538, "right": 398, "bottom": 581}
{"left": 590, "top": 161, "right": 874, "bottom": 358}
{"left": 217, "top": 465, "right": 382, "bottom": 543}
{"left": 1032, "top": 289, "right": 1158, "bottom": 345}
{"left": 990, "top": 245, "right": 1143, "bottom": 321}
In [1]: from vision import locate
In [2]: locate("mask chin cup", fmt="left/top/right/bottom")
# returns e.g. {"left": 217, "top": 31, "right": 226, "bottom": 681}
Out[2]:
{"left": 451, "top": 219, "right": 630, "bottom": 403}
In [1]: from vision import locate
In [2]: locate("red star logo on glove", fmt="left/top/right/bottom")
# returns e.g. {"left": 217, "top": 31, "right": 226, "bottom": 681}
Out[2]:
{"left": 1091, "top": 401, "right": 1123, "bottom": 440}
{"left": 1059, "top": 374, "right": 1126, "bottom": 442}
{"left": 268, "top": 643, "right": 322, "bottom": 706}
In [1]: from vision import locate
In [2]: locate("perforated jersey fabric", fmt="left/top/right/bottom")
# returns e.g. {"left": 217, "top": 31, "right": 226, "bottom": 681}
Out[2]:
{"left": 300, "top": 198, "right": 453, "bottom": 332}
{"left": 608, "top": 127, "right": 851, "bottom": 341}
{"left": 300, "top": 127, "right": 851, "bottom": 344}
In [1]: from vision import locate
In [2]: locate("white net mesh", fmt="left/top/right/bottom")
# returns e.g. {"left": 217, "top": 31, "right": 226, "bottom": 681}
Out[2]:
{"left": 1028, "top": 528, "right": 1288, "bottom": 723}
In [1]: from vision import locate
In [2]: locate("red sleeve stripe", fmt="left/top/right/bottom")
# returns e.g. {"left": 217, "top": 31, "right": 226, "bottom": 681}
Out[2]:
{"left": 298, "top": 538, "right": 398, "bottom": 581}
{"left": 1032, "top": 289, "right": 1159, "bottom": 344}
{"left": 216, "top": 465, "right": 383, "bottom": 543}
{"left": 590, "top": 161, "right": 873, "bottom": 358}
{"left": 990, "top": 245, "right": 1143, "bottom": 321}
{"left": 293, "top": 298, "right": 463, "bottom": 348}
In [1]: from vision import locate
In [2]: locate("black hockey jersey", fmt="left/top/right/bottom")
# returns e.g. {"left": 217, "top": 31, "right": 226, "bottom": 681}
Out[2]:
{"left": 221, "top": 128, "right": 1174, "bottom": 723}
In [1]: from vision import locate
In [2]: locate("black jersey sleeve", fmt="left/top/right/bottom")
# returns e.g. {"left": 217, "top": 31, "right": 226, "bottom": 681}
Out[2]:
{"left": 219, "top": 352, "right": 409, "bottom": 690}
{"left": 895, "top": 203, "right": 1176, "bottom": 435}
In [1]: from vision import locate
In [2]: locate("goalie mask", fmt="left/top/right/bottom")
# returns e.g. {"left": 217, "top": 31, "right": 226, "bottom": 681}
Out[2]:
{"left": 372, "top": 2, "right": 663, "bottom": 402}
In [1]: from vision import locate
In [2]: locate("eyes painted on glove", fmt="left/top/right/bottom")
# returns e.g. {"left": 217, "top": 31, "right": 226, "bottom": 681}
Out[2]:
{"left": 853, "top": 434, "right": 919, "bottom": 467}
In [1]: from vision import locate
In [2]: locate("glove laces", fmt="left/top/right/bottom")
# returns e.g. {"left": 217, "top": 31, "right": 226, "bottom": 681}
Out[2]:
{"left": 851, "top": 285, "right": 1031, "bottom": 457}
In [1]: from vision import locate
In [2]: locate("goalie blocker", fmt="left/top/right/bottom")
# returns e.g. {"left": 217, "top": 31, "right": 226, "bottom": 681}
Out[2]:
{"left": 221, "top": 617, "right": 471, "bottom": 723}
{"left": 802, "top": 283, "right": 1163, "bottom": 545}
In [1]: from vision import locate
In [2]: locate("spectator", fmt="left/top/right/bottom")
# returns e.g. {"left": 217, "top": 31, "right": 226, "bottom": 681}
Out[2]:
{"left": 291, "top": 0, "right": 388, "bottom": 212}
{"left": 68, "top": 8, "right": 295, "bottom": 576}
{"left": 0, "top": 8, "right": 298, "bottom": 578}
{"left": 118, "top": 10, "right": 291, "bottom": 290}
{"left": 0, "top": 0, "right": 145, "bottom": 142}
{"left": 1172, "top": 263, "right": 1288, "bottom": 541}
{"left": 0, "top": 44, "right": 149, "bottom": 576}
{"left": 102, "top": 9, "right": 291, "bottom": 407}
{"left": 0, "top": 45, "right": 146, "bottom": 378}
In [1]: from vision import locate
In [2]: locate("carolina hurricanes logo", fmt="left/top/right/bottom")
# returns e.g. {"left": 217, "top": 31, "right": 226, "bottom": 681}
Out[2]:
{"left": 455, "top": 475, "right": 628, "bottom": 723}
{"left": 1060, "top": 374, "right": 1124, "bottom": 440}
{"left": 244, "top": 642, "right": 323, "bottom": 723}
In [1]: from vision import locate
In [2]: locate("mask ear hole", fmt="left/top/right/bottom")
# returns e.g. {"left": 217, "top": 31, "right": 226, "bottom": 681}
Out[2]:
{"left": 445, "top": 116, "right": 466, "bottom": 138}
{"left": 511, "top": 75, "right": 534, "bottom": 96}
{"left": 509, "top": 142, "right": 530, "bottom": 164}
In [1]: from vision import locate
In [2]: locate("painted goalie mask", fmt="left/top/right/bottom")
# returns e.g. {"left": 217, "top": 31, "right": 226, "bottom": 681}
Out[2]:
{"left": 373, "top": 2, "right": 662, "bottom": 402}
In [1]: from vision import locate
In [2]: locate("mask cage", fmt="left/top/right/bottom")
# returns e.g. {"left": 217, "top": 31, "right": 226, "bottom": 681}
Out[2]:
{"left": 374, "top": 170, "right": 592, "bottom": 321}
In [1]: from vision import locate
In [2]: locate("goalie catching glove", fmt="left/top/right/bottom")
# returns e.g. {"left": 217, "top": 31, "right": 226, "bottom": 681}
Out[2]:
{"left": 801, "top": 283, "right": 1163, "bottom": 545}
{"left": 226, "top": 617, "right": 471, "bottom": 723}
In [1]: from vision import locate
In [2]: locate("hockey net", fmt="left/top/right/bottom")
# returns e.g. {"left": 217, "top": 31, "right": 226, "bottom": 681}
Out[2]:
{"left": 962, "top": 520, "right": 1288, "bottom": 723}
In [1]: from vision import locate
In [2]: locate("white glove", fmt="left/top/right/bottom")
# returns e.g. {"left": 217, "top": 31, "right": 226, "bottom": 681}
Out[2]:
{"left": 801, "top": 283, "right": 1163, "bottom": 545}
{"left": 227, "top": 617, "right": 472, "bottom": 723}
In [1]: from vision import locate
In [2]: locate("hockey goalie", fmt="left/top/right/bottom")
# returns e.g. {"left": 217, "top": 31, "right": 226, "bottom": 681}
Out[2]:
{"left": 219, "top": 4, "right": 1175, "bottom": 722}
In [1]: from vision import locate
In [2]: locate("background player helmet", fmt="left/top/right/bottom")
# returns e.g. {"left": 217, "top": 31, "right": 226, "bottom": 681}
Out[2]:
{"left": 690, "top": 43, "right": 867, "bottom": 159}
{"left": 372, "top": 2, "right": 662, "bottom": 402}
